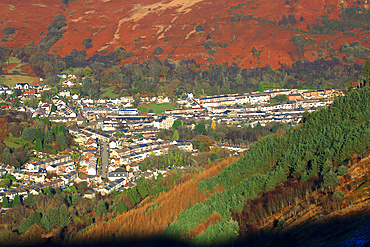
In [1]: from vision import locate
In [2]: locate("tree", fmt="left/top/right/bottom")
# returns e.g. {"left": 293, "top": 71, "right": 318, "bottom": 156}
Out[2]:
{"left": 35, "top": 138, "right": 43, "bottom": 151}
{"left": 258, "top": 83, "right": 264, "bottom": 92}
{"left": 323, "top": 171, "right": 339, "bottom": 189}
{"left": 46, "top": 207, "right": 60, "bottom": 226}
{"left": 83, "top": 75, "right": 91, "bottom": 85}
{"left": 211, "top": 121, "right": 216, "bottom": 130}
{"left": 172, "top": 130, "right": 179, "bottom": 140}
{"left": 61, "top": 0, "right": 69, "bottom": 5}
{"left": 76, "top": 181, "right": 88, "bottom": 193}
{"left": 277, "top": 216, "right": 286, "bottom": 228}
{"left": 13, "top": 194, "right": 21, "bottom": 207}
{"left": 51, "top": 103, "right": 57, "bottom": 112}
{"left": 2, "top": 149, "right": 12, "bottom": 165}
{"left": 40, "top": 215, "right": 51, "bottom": 231}
{"left": 172, "top": 120, "right": 182, "bottom": 129}
{"left": 116, "top": 201, "right": 128, "bottom": 215}
{"left": 18, "top": 218, "right": 32, "bottom": 234}
{"left": 338, "top": 165, "right": 348, "bottom": 176}
{"left": 56, "top": 133, "right": 67, "bottom": 150}
{"left": 24, "top": 194, "right": 35, "bottom": 207}
{"left": 21, "top": 127, "right": 36, "bottom": 141}
{"left": 44, "top": 130, "right": 54, "bottom": 144}
{"left": 192, "top": 135, "right": 212, "bottom": 151}
{"left": 2, "top": 195, "right": 10, "bottom": 208}
{"left": 95, "top": 200, "right": 107, "bottom": 218}
{"left": 137, "top": 182, "right": 150, "bottom": 199}
{"left": 59, "top": 204, "right": 69, "bottom": 226}
{"left": 83, "top": 67, "right": 92, "bottom": 76}
{"left": 362, "top": 56, "right": 370, "bottom": 84}
{"left": 194, "top": 122, "right": 206, "bottom": 134}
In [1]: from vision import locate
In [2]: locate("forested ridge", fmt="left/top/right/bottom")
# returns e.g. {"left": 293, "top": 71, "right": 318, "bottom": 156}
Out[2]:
{"left": 163, "top": 86, "right": 370, "bottom": 245}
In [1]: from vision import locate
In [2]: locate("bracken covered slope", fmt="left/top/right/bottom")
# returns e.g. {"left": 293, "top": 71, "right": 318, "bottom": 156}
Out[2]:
{"left": 0, "top": 0, "right": 369, "bottom": 69}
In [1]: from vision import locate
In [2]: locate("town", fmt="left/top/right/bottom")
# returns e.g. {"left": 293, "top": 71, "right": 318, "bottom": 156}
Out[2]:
{"left": 0, "top": 73, "right": 345, "bottom": 212}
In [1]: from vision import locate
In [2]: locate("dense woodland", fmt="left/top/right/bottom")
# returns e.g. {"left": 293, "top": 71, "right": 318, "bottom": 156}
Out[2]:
{"left": 0, "top": 111, "right": 75, "bottom": 170}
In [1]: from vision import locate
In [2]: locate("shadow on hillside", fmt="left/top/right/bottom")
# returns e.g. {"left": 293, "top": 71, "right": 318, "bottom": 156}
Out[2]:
{"left": 7, "top": 211, "right": 370, "bottom": 247}
{"left": 235, "top": 209, "right": 370, "bottom": 247}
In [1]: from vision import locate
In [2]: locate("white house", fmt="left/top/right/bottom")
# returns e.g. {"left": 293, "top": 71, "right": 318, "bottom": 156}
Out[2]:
{"left": 58, "top": 90, "right": 71, "bottom": 97}
{"left": 15, "top": 83, "right": 29, "bottom": 90}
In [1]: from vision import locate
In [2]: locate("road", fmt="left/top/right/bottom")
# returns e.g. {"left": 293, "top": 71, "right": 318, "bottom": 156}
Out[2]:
{"left": 100, "top": 140, "right": 109, "bottom": 178}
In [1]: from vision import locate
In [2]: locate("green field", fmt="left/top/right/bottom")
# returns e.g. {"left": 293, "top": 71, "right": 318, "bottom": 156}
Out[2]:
{"left": 138, "top": 103, "right": 178, "bottom": 114}
{"left": 100, "top": 87, "right": 119, "bottom": 98}
{"left": 7, "top": 57, "right": 21, "bottom": 64}
{"left": 62, "top": 67, "right": 78, "bottom": 74}
{"left": 4, "top": 136, "right": 35, "bottom": 150}
{"left": 0, "top": 75, "right": 38, "bottom": 87}
{"left": 3, "top": 140, "right": 21, "bottom": 149}
{"left": 7, "top": 63, "right": 27, "bottom": 75}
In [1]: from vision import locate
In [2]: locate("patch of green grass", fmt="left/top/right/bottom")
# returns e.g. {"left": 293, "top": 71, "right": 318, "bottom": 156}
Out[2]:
{"left": 8, "top": 57, "right": 21, "bottom": 64}
{"left": 138, "top": 103, "right": 178, "bottom": 114}
{"left": 8, "top": 63, "right": 27, "bottom": 75}
{"left": 263, "top": 83, "right": 283, "bottom": 89}
{"left": 62, "top": 67, "right": 78, "bottom": 74}
{"left": 3, "top": 140, "right": 21, "bottom": 149}
{"left": 5, "top": 136, "right": 30, "bottom": 146}
{"left": 100, "top": 87, "right": 119, "bottom": 98}
{"left": 0, "top": 75, "right": 37, "bottom": 87}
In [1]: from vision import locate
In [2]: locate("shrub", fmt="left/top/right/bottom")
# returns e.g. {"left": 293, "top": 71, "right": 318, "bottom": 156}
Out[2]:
{"left": 337, "top": 165, "right": 348, "bottom": 176}
{"left": 195, "top": 25, "right": 204, "bottom": 32}
{"left": 1, "top": 27, "right": 15, "bottom": 35}
{"left": 277, "top": 217, "right": 286, "bottom": 228}
{"left": 153, "top": 46, "right": 163, "bottom": 55}
{"left": 323, "top": 171, "right": 339, "bottom": 189}
{"left": 207, "top": 57, "right": 213, "bottom": 62}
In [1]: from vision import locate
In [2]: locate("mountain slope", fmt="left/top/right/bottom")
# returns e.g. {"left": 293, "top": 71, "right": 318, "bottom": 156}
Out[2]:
{"left": 1, "top": 0, "right": 370, "bottom": 69}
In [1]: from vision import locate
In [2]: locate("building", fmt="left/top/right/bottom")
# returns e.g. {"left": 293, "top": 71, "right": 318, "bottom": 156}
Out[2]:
{"left": 153, "top": 116, "right": 176, "bottom": 129}
{"left": 107, "top": 168, "right": 128, "bottom": 181}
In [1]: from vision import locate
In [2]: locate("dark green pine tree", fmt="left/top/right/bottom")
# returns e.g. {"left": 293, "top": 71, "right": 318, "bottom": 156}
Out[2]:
{"left": 2, "top": 195, "right": 9, "bottom": 208}
{"left": 18, "top": 218, "right": 32, "bottom": 234}
{"left": 137, "top": 181, "right": 149, "bottom": 199}
{"left": 362, "top": 56, "right": 370, "bottom": 84}
{"left": 116, "top": 201, "right": 128, "bottom": 215}
{"left": 44, "top": 130, "right": 54, "bottom": 144}
{"left": 46, "top": 207, "right": 60, "bottom": 226}
{"left": 40, "top": 215, "right": 51, "bottom": 231}
{"left": 35, "top": 138, "right": 43, "bottom": 151}
{"left": 24, "top": 193, "right": 35, "bottom": 207}
{"left": 29, "top": 212, "right": 41, "bottom": 226}
{"left": 12, "top": 194, "right": 21, "bottom": 207}
{"left": 95, "top": 200, "right": 107, "bottom": 218}
{"left": 59, "top": 204, "right": 69, "bottom": 226}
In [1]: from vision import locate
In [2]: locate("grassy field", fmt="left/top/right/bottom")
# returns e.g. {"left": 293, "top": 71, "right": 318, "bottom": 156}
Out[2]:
{"left": 100, "top": 87, "right": 119, "bottom": 98}
{"left": 3, "top": 140, "right": 21, "bottom": 149}
{"left": 7, "top": 63, "right": 27, "bottom": 75}
{"left": 8, "top": 57, "right": 21, "bottom": 64}
{"left": 0, "top": 75, "right": 38, "bottom": 87}
{"left": 138, "top": 103, "right": 178, "bottom": 114}
{"left": 62, "top": 67, "right": 79, "bottom": 74}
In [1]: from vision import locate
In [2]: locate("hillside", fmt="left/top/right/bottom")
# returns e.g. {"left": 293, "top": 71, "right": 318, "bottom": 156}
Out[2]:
{"left": 1, "top": 0, "right": 370, "bottom": 69}
{"left": 60, "top": 87, "right": 370, "bottom": 246}
{"left": 234, "top": 151, "right": 370, "bottom": 247}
